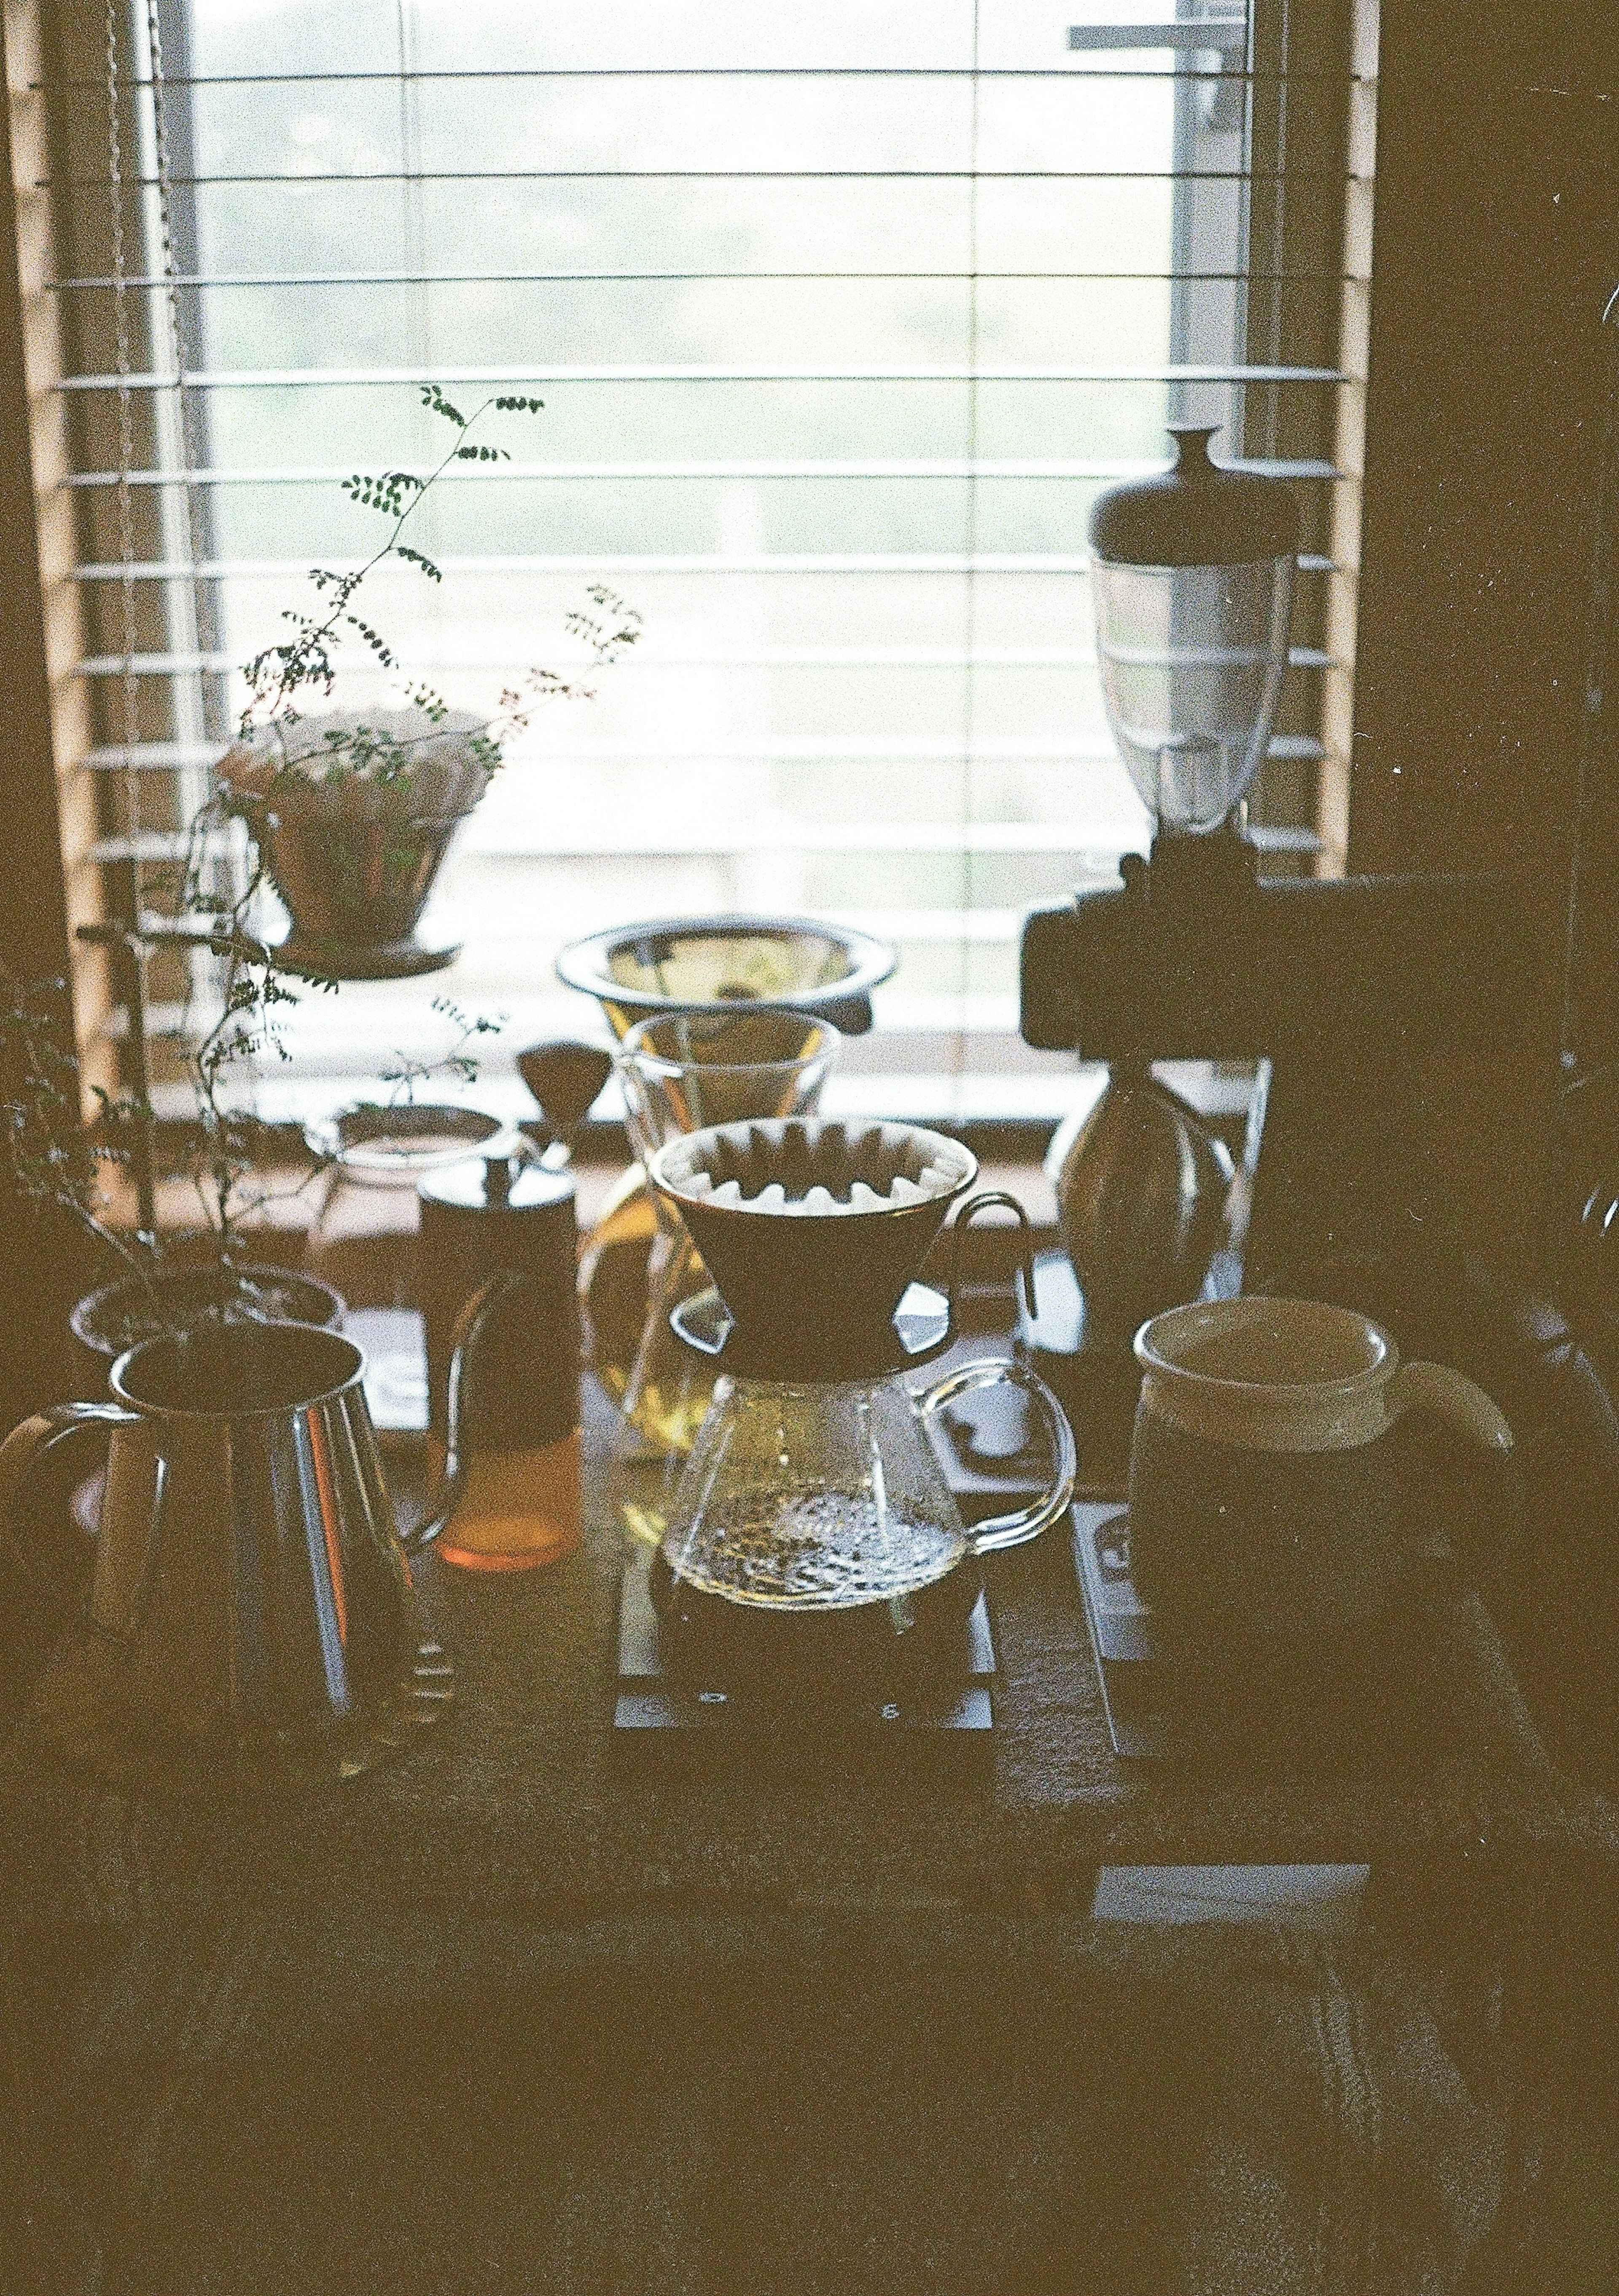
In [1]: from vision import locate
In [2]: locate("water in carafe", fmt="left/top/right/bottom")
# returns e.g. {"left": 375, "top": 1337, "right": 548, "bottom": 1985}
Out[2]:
{"left": 659, "top": 1374, "right": 969, "bottom": 1613}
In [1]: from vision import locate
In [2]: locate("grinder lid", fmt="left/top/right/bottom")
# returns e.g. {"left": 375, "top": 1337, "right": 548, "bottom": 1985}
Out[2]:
{"left": 1090, "top": 426, "right": 1300, "bottom": 567}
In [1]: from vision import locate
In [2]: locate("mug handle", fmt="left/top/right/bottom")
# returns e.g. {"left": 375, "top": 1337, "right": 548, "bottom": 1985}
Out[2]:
{"left": 0, "top": 1401, "right": 140, "bottom": 1613}
{"left": 1386, "top": 1361, "right": 1514, "bottom": 1453}
{"left": 917, "top": 1358, "right": 1077, "bottom": 1556}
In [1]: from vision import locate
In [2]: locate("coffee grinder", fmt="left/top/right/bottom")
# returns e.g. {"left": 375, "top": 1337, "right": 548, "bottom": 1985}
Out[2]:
{"left": 1018, "top": 429, "right": 1540, "bottom": 1478}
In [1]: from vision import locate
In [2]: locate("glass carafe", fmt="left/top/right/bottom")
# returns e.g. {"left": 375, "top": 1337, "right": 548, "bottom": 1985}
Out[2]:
{"left": 613, "top": 1009, "right": 838, "bottom": 1461}
{"left": 654, "top": 1359, "right": 1073, "bottom": 1684}
{"left": 302, "top": 1100, "right": 511, "bottom": 1435}
{"left": 644, "top": 1116, "right": 1077, "bottom": 1686}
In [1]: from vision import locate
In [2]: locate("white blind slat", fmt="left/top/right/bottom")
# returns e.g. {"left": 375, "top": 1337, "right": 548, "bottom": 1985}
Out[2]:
{"left": 62, "top": 0, "right": 1363, "bottom": 1118}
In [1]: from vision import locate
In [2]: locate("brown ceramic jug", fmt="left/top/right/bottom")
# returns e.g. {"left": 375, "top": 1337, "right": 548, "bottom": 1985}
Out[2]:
{"left": 1127, "top": 1297, "right": 1513, "bottom": 1647}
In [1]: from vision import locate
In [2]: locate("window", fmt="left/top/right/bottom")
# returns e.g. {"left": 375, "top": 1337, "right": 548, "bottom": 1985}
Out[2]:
{"left": 32, "top": 0, "right": 1373, "bottom": 1126}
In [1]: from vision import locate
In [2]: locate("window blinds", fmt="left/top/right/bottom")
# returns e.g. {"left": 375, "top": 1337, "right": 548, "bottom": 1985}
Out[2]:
{"left": 46, "top": 0, "right": 1373, "bottom": 1124}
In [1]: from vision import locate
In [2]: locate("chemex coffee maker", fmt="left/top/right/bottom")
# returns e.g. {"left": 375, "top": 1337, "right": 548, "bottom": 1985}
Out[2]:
{"left": 557, "top": 913, "right": 895, "bottom": 1425}
{"left": 1018, "top": 427, "right": 1539, "bottom": 1470}
{"left": 613, "top": 1118, "right": 1075, "bottom": 1752}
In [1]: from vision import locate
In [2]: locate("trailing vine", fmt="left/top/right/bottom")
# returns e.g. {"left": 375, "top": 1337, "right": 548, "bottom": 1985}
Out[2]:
{"left": 237, "top": 383, "right": 640, "bottom": 781}
{"left": 0, "top": 384, "right": 634, "bottom": 1349}
{"left": 0, "top": 969, "right": 159, "bottom": 1312}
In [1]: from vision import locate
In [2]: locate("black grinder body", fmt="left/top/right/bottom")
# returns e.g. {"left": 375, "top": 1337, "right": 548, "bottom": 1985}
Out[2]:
{"left": 1019, "top": 852, "right": 1545, "bottom": 1296}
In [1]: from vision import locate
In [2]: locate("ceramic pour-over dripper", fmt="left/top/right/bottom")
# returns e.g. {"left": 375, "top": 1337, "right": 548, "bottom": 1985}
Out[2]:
{"left": 650, "top": 1118, "right": 978, "bottom": 1382}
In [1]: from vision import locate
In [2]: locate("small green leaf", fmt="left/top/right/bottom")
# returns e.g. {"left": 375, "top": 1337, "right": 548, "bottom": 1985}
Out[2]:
{"left": 420, "top": 382, "right": 467, "bottom": 427}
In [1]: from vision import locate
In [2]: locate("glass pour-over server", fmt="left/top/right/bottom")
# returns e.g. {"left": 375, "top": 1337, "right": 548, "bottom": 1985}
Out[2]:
{"left": 645, "top": 1120, "right": 1076, "bottom": 1680}
{"left": 614, "top": 1007, "right": 839, "bottom": 1455}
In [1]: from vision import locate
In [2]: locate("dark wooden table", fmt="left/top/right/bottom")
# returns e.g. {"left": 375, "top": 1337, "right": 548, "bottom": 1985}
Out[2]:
{"left": 1, "top": 1384, "right": 1610, "bottom": 2295}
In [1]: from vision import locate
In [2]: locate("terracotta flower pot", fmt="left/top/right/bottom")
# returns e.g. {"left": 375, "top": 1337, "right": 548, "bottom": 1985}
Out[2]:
{"left": 218, "top": 708, "right": 491, "bottom": 974}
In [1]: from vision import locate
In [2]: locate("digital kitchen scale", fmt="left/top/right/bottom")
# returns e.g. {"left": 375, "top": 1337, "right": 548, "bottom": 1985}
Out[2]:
{"left": 1073, "top": 1498, "right": 1430, "bottom": 1763}
{"left": 613, "top": 1540, "right": 996, "bottom": 1770}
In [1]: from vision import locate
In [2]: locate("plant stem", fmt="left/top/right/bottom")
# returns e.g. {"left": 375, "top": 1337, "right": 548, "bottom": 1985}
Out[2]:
{"left": 245, "top": 396, "right": 512, "bottom": 736}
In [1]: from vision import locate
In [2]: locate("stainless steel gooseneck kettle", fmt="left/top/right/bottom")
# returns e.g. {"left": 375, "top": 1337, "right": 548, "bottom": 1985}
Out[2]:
{"left": 0, "top": 1291, "right": 517, "bottom": 1785}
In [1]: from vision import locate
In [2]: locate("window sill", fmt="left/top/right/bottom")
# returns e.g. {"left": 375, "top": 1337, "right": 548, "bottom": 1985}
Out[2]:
{"left": 93, "top": 1150, "right": 1064, "bottom": 1312}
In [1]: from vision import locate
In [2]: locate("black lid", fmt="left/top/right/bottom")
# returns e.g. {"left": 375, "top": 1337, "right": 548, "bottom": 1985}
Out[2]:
{"left": 1089, "top": 427, "right": 1301, "bottom": 567}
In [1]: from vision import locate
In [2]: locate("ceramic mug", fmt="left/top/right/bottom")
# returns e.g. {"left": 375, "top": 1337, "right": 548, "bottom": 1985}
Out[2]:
{"left": 1127, "top": 1297, "right": 1514, "bottom": 1643}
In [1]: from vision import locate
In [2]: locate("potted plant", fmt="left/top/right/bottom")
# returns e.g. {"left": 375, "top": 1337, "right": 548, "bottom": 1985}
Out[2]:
{"left": 3, "top": 921, "right": 501, "bottom": 1374}
{"left": 2, "top": 385, "right": 630, "bottom": 1370}
{"left": 215, "top": 383, "right": 639, "bottom": 978}
{"left": 1, "top": 907, "right": 353, "bottom": 1371}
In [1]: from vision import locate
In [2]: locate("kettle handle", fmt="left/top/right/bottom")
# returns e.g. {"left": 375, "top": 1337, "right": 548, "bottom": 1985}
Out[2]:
{"left": 916, "top": 1358, "right": 1077, "bottom": 1556}
{"left": 0, "top": 1400, "right": 140, "bottom": 1612}
{"left": 409, "top": 1269, "right": 525, "bottom": 1551}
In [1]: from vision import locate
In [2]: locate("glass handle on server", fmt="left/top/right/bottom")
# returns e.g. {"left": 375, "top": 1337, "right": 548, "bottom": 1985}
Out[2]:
{"left": 917, "top": 1358, "right": 1077, "bottom": 1556}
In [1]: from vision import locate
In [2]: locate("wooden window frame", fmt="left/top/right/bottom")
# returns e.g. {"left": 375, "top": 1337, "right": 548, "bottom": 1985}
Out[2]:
{"left": 3, "top": 3, "right": 1616, "bottom": 1155}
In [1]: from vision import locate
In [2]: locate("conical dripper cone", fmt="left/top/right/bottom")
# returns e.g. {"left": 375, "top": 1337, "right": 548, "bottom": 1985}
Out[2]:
{"left": 649, "top": 1119, "right": 977, "bottom": 1380}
